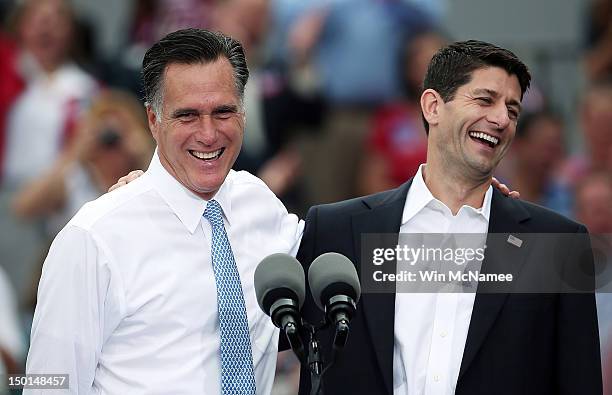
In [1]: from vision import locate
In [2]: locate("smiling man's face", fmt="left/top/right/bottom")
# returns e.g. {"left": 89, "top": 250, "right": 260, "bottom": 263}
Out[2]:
{"left": 430, "top": 66, "right": 522, "bottom": 179}
{"left": 148, "top": 58, "right": 244, "bottom": 200}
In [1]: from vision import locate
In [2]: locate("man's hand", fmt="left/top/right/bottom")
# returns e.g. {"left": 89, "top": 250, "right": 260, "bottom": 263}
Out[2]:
{"left": 492, "top": 177, "right": 520, "bottom": 198}
{"left": 108, "top": 170, "right": 144, "bottom": 192}
{"left": 257, "top": 147, "right": 302, "bottom": 196}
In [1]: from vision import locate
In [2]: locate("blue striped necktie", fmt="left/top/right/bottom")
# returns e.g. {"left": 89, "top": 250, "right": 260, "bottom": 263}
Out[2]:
{"left": 203, "top": 199, "right": 257, "bottom": 395}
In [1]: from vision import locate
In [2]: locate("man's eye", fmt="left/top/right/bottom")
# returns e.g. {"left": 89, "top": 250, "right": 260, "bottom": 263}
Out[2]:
{"left": 178, "top": 113, "right": 198, "bottom": 122}
{"left": 476, "top": 97, "right": 492, "bottom": 104}
{"left": 214, "top": 111, "right": 236, "bottom": 120}
{"left": 508, "top": 109, "right": 519, "bottom": 120}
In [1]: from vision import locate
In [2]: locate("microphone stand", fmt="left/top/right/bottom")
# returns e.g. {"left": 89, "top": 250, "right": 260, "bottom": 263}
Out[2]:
{"left": 305, "top": 323, "right": 324, "bottom": 395}
{"left": 301, "top": 295, "right": 357, "bottom": 395}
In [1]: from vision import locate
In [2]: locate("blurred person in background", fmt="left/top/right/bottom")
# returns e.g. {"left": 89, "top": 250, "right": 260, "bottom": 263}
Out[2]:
{"left": 286, "top": 0, "right": 434, "bottom": 105}
{"left": 504, "top": 110, "right": 572, "bottom": 217}
{"left": 358, "top": 30, "right": 446, "bottom": 196}
{"left": 286, "top": 0, "right": 436, "bottom": 206}
{"left": 0, "top": 0, "right": 98, "bottom": 320}
{"left": 12, "top": 89, "right": 154, "bottom": 236}
{"left": 2, "top": 0, "right": 98, "bottom": 188}
{"left": 574, "top": 172, "right": 612, "bottom": 394}
{"left": 562, "top": 81, "right": 612, "bottom": 185}
{"left": 584, "top": 0, "right": 612, "bottom": 81}
{"left": 575, "top": 172, "right": 612, "bottom": 235}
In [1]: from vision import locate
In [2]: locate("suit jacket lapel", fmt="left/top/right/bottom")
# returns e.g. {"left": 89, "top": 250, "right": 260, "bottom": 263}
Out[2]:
{"left": 351, "top": 180, "right": 412, "bottom": 395}
{"left": 458, "top": 189, "right": 531, "bottom": 380}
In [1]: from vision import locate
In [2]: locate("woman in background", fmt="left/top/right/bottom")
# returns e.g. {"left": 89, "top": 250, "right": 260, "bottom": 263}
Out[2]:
{"left": 12, "top": 89, "right": 154, "bottom": 235}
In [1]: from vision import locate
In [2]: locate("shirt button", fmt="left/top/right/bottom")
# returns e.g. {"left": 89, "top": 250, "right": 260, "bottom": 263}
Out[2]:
{"left": 434, "top": 375, "right": 440, "bottom": 382}
{"left": 440, "top": 330, "right": 447, "bottom": 338}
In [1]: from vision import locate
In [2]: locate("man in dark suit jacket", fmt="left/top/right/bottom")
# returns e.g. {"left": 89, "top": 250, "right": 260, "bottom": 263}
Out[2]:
{"left": 295, "top": 40, "right": 602, "bottom": 395}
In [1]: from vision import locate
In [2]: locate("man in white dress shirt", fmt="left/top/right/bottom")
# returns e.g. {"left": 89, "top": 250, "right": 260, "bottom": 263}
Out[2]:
{"left": 25, "top": 29, "right": 303, "bottom": 394}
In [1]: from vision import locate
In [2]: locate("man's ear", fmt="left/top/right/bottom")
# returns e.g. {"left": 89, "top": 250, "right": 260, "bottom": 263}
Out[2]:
{"left": 421, "top": 88, "right": 442, "bottom": 129}
{"left": 146, "top": 105, "right": 160, "bottom": 141}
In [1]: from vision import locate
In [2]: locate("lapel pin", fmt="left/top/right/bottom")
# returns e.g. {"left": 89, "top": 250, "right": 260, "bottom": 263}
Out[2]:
{"left": 507, "top": 235, "right": 523, "bottom": 248}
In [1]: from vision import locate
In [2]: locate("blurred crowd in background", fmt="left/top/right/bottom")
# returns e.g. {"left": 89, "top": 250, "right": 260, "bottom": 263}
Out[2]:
{"left": 0, "top": 0, "right": 611, "bottom": 393}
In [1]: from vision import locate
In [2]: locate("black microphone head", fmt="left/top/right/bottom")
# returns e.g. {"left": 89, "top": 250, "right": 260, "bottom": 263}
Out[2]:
{"left": 254, "top": 253, "right": 305, "bottom": 315}
{"left": 308, "top": 252, "right": 361, "bottom": 311}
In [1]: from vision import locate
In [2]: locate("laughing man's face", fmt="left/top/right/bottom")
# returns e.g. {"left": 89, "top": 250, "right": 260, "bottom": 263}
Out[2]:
{"left": 431, "top": 66, "right": 522, "bottom": 179}
{"left": 148, "top": 58, "right": 244, "bottom": 200}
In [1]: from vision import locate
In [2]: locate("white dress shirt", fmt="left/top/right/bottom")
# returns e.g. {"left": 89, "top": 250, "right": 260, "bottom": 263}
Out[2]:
{"left": 393, "top": 165, "right": 492, "bottom": 395}
{"left": 25, "top": 152, "right": 304, "bottom": 395}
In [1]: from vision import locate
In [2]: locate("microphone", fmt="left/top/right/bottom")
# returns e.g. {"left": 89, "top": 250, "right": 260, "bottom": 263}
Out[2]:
{"left": 254, "top": 253, "right": 306, "bottom": 359}
{"left": 308, "top": 252, "right": 361, "bottom": 349}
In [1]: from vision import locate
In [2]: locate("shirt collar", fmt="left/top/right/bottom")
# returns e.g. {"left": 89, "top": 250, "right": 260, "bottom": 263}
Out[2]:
{"left": 146, "top": 149, "right": 233, "bottom": 234}
{"left": 401, "top": 164, "right": 492, "bottom": 225}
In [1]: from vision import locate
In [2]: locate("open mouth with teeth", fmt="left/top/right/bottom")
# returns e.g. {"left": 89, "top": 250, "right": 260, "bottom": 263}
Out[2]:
{"left": 469, "top": 131, "right": 499, "bottom": 148}
{"left": 189, "top": 148, "right": 225, "bottom": 161}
